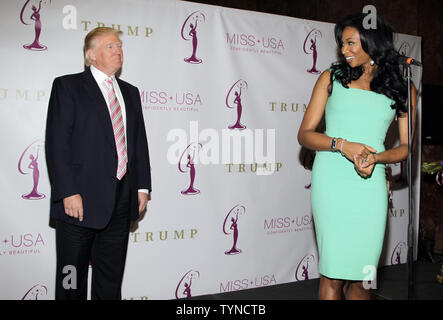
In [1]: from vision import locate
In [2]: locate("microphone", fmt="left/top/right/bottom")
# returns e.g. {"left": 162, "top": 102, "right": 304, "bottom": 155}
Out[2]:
{"left": 398, "top": 54, "right": 422, "bottom": 67}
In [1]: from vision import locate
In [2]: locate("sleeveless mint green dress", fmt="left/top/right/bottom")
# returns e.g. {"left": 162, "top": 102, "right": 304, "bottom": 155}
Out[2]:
{"left": 311, "top": 79, "right": 396, "bottom": 281}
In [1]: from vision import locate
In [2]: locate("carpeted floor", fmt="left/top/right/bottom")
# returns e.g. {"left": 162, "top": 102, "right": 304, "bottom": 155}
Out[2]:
{"left": 190, "top": 260, "right": 443, "bottom": 300}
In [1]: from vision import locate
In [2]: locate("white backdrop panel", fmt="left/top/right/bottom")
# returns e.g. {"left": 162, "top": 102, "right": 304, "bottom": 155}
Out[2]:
{"left": 0, "top": 0, "right": 421, "bottom": 300}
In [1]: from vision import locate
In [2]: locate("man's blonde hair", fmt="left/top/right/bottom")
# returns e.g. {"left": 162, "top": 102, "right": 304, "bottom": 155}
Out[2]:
{"left": 83, "top": 27, "right": 123, "bottom": 67}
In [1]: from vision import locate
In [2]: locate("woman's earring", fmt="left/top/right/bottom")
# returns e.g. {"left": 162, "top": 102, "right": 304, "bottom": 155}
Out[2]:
{"left": 370, "top": 60, "right": 375, "bottom": 66}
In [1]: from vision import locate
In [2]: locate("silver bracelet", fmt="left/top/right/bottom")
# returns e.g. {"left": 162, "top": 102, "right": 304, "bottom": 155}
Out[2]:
{"left": 330, "top": 137, "right": 337, "bottom": 151}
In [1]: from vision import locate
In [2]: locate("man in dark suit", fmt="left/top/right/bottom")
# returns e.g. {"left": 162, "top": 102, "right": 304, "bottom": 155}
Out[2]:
{"left": 45, "top": 27, "right": 151, "bottom": 300}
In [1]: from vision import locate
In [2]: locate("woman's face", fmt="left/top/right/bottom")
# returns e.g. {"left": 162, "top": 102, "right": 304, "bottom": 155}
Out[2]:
{"left": 340, "top": 26, "right": 373, "bottom": 69}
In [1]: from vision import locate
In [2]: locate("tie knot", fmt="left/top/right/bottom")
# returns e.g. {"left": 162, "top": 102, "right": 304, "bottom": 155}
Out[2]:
{"left": 104, "top": 77, "right": 113, "bottom": 87}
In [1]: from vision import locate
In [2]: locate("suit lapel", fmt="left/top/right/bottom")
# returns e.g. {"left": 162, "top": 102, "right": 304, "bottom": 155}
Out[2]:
{"left": 82, "top": 69, "right": 116, "bottom": 152}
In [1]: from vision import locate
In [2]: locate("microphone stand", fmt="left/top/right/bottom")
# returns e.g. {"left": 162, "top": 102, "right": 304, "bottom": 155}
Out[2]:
{"left": 399, "top": 54, "right": 421, "bottom": 300}
{"left": 406, "top": 65, "right": 414, "bottom": 300}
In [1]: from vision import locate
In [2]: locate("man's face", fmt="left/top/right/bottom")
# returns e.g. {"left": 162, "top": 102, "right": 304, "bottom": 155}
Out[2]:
{"left": 88, "top": 33, "right": 123, "bottom": 76}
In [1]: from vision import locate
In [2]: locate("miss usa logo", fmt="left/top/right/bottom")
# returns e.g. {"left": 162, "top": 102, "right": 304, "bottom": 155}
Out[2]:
{"left": 175, "top": 270, "right": 200, "bottom": 298}
{"left": 223, "top": 205, "right": 246, "bottom": 255}
{"left": 391, "top": 241, "right": 407, "bottom": 265}
{"left": 181, "top": 11, "right": 206, "bottom": 64}
{"left": 295, "top": 254, "right": 316, "bottom": 281}
{"left": 303, "top": 28, "right": 322, "bottom": 74}
{"left": 20, "top": 0, "right": 50, "bottom": 51}
{"left": 18, "top": 139, "right": 46, "bottom": 200}
{"left": 226, "top": 79, "right": 248, "bottom": 130}
{"left": 397, "top": 41, "right": 411, "bottom": 76}
{"left": 178, "top": 142, "right": 202, "bottom": 195}
{"left": 22, "top": 284, "right": 48, "bottom": 300}
{"left": 397, "top": 41, "right": 411, "bottom": 57}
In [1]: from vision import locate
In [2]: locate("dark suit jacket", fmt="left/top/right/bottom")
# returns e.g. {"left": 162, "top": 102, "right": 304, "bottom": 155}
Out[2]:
{"left": 45, "top": 68, "right": 151, "bottom": 229}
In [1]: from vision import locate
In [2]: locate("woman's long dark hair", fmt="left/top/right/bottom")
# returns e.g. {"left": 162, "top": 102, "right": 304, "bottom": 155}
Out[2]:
{"left": 329, "top": 13, "right": 408, "bottom": 116}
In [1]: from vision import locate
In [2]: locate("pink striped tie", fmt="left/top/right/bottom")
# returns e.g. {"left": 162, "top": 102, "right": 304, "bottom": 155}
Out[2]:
{"left": 104, "top": 77, "right": 127, "bottom": 180}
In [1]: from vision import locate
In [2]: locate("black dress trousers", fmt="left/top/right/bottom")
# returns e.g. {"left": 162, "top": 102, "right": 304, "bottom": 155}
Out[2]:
{"left": 55, "top": 175, "right": 131, "bottom": 300}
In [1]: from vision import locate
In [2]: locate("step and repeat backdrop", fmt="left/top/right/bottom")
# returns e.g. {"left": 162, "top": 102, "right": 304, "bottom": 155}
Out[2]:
{"left": 0, "top": 0, "right": 422, "bottom": 300}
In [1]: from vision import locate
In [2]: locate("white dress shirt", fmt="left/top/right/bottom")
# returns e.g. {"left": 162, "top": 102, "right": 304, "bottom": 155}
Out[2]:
{"left": 90, "top": 65, "right": 149, "bottom": 195}
{"left": 90, "top": 65, "right": 127, "bottom": 134}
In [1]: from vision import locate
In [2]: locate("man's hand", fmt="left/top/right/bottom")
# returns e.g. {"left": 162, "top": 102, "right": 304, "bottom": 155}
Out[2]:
{"left": 138, "top": 192, "right": 149, "bottom": 214}
{"left": 63, "top": 194, "right": 84, "bottom": 221}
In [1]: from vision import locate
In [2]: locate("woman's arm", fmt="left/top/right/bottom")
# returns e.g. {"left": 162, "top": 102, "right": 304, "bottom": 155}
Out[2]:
{"left": 297, "top": 70, "right": 331, "bottom": 151}
{"left": 361, "top": 83, "right": 417, "bottom": 168}
{"left": 298, "top": 70, "right": 376, "bottom": 164}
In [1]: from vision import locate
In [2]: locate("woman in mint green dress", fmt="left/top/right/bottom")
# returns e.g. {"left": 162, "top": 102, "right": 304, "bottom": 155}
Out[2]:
{"left": 298, "top": 13, "right": 417, "bottom": 300}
